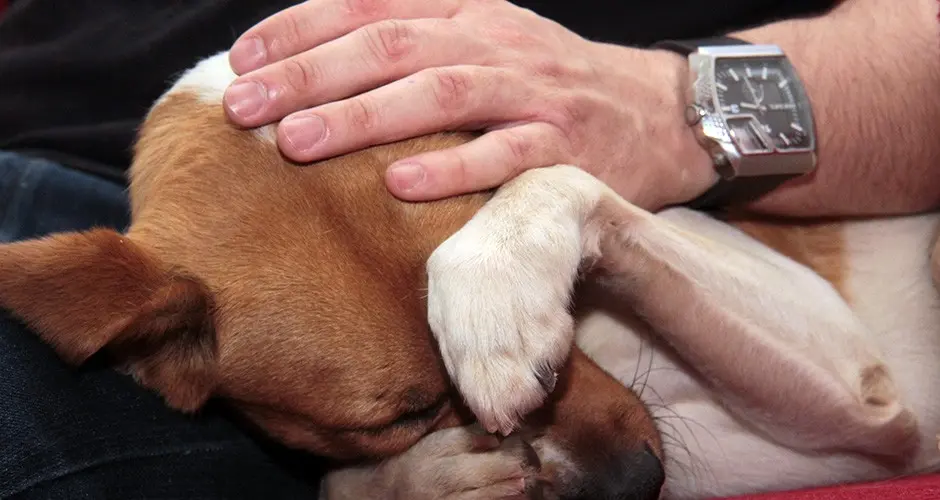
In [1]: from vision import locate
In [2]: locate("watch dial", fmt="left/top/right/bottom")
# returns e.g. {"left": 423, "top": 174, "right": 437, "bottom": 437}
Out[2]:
{"left": 713, "top": 56, "right": 814, "bottom": 154}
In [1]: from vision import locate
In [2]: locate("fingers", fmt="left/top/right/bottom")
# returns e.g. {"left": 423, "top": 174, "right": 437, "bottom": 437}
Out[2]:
{"left": 447, "top": 479, "right": 527, "bottom": 500}
{"left": 225, "top": 0, "right": 595, "bottom": 204}
{"left": 224, "top": 18, "right": 486, "bottom": 127}
{"left": 229, "top": 0, "right": 460, "bottom": 74}
{"left": 273, "top": 66, "right": 533, "bottom": 163}
{"left": 432, "top": 452, "right": 532, "bottom": 492}
{"left": 386, "top": 122, "right": 567, "bottom": 200}
{"left": 414, "top": 425, "right": 500, "bottom": 457}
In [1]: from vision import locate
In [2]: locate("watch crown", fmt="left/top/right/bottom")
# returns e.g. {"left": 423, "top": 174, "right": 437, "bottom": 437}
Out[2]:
{"left": 684, "top": 104, "right": 706, "bottom": 126}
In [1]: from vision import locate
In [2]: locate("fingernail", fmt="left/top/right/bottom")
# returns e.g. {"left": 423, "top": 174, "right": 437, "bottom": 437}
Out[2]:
{"left": 281, "top": 115, "right": 327, "bottom": 153}
{"left": 231, "top": 37, "right": 267, "bottom": 73}
{"left": 388, "top": 163, "right": 426, "bottom": 192}
{"left": 224, "top": 81, "right": 268, "bottom": 120}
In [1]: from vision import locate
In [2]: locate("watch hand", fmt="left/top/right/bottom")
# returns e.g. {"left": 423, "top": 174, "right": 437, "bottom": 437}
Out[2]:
{"left": 743, "top": 77, "right": 759, "bottom": 103}
{"left": 740, "top": 102, "right": 760, "bottom": 110}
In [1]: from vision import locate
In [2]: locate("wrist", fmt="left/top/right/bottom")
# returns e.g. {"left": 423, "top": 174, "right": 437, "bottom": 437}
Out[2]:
{"left": 641, "top": 48, "right": 718, "bottom": 207}
{"left": 586, "top": 41, "right": 716, "bottom": 210}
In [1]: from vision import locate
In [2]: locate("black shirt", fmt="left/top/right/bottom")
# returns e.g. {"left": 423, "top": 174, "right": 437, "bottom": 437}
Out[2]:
{"left": 0, "top": 0, "right": 835, "bottom": 183}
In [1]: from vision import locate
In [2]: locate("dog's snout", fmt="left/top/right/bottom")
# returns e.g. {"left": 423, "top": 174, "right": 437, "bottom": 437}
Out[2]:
{"left": 565, "top": 444, "right": 664, "bottom": 500}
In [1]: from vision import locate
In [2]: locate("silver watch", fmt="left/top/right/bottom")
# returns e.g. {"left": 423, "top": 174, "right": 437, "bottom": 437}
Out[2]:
{"left": 654, "top": 37, "right": 817, "bottom": 209}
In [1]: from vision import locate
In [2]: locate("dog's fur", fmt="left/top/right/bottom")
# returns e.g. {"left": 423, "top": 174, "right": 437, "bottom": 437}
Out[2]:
{"left": 2, "top": 51, "right": 940, "bottom": 499}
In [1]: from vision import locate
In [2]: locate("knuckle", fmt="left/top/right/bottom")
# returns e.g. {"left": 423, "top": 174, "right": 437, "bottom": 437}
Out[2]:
{"left": 281, "top": 57, "right": 320, "bottom": 93}
{"left": 346, "top": 98, "right": 380, "bottom": 131}
{"left": 345, "top": 0, "right": 389, "bottom": 18}
{"left": 530, "top": 56, "right": 566, "bottom": 79}
{"left": 362, "top": 20, "right": 415, "bottom": 64}
{"left": 272, "top": 13, "right": 310, "bottom": 58}
{"left": 483, "top": 18, "right": 536, "bottom": 48}
{"left": 547, "top": 95, "right": 589, "bottom": 136}
{"left": 499, "top": 130, "right": 534, "bottom": 173}
{"left": 432, "top": 149, "right": 470, "bottom": 192}
{"left": 450, "top": 151, "right": 471, "bottom": 188}
{"left": 426, "top": 68, "right": 474, "bottom": 112}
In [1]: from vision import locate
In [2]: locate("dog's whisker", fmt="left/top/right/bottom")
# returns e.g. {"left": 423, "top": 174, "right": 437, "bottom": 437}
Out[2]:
{"left": 638, "top": 343, "right": 657, "bottom": 400}
{"left": 653, "top": 419, "right": 700, "bottom": 486}
{"left": 629, "top": 336, "right": 646, "bottom": 395}
{"left": 645, "top": 391, "right": 719, "bottom": 492}
{"left": 652, "top": 411, "right": 712, "bottom": 492}
{"left": 645, "top": 385, "right": 718, "bottom": 452}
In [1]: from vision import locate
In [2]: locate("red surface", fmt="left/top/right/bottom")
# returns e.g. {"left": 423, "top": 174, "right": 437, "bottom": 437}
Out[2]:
{"left": 719, "top": 474, "right": 940, "bottom": 500}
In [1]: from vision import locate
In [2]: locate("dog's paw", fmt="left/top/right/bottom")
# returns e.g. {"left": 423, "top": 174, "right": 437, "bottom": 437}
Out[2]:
{"left": 384, "top": 425, "right": 540, "bottom": 500}
{"left": 427, "top": 201, "right": 582, "bottom": 435}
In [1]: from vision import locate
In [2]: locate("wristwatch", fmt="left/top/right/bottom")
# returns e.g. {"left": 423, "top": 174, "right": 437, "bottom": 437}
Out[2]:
{"left": 652, "top": 37, "right": 817, "bottom": 210}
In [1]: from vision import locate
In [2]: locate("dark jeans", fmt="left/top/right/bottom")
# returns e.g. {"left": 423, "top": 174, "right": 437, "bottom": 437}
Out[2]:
{"left": 0, "top": 152, "right": 324, "bottom": 499}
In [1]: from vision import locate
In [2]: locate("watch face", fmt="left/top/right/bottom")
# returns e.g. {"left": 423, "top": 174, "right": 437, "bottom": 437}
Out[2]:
{"left": 713, "top": 56, "right": 814, "bottom": 155}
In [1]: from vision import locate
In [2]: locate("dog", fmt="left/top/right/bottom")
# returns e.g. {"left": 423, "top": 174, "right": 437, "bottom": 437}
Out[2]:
{"left": 1, "top": 50, "right": 939, "bottom": 500}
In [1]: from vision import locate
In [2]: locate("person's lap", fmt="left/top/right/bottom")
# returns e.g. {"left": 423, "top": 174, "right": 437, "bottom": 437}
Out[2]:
{"left": 0, "top": 152, "right": 324, "bottom": 499}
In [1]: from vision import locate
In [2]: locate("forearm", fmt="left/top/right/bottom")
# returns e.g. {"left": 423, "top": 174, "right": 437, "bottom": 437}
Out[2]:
{"left": 734, "top": 0, "right": 940, "bottom": 216}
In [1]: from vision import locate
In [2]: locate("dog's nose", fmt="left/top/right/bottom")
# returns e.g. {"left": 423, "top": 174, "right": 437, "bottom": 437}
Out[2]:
{"left": 556, "top": 444, "right": 664, "bottom": 500}
{"left": 614, "top": 445, "right": 665, "bottom": 500}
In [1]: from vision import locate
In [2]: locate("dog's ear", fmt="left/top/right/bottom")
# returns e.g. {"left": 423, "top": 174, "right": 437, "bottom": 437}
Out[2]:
{"left": 0, "top": 229, "right": 217, "bottom": 412}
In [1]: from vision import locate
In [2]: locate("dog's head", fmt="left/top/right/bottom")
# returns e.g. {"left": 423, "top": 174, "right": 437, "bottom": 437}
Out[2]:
{"left": 0, "top": 90, "right": 663, "bottom": 497}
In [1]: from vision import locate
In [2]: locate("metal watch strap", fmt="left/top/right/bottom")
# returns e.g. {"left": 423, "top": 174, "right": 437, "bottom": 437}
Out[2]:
{"left": 652, "top": 36, "right": 800, "bottom": 211}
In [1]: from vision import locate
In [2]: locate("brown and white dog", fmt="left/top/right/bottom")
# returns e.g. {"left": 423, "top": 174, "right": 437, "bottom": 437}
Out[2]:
{"left": 1, "top": 51, "right": 939, "bottom": 500}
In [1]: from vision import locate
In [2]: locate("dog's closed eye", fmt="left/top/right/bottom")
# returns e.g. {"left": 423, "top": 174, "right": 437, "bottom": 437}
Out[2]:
{"left": 392, "top": 394, "right": 450, "bottom": 427}
{"left": 357, "top": 393, "right": 450, "bottom": 436}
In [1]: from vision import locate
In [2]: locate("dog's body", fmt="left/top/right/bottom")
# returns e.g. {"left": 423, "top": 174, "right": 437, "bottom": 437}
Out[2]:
{"left": 578, "top": 210, "right": 940, "bottom": 497}
{"left": 1, "top": 50, "right": 939, "bottom": 500}
{"left": 423, "top": 157, "right": 940, "bottom": 498}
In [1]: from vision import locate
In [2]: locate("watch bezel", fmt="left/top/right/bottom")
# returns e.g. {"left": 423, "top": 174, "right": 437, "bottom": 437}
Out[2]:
{"left": 687, "top": 44, "right": 817, "bottom": 180}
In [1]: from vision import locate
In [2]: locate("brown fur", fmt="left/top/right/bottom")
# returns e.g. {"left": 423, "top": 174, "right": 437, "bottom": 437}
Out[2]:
{"left": 0, "top": 89, "right": 662, "bottom": 483}
{"left": 129, "top": 93, "right": 494, "bottom": 458}
{"left": 727, "top": 215, "right": 850, "bottom": 301}
{"left": 530, "top": 349, "right": 663, "bottom": 474}
{"left": 0, "top": 230, "right": 217, "bottom": 411}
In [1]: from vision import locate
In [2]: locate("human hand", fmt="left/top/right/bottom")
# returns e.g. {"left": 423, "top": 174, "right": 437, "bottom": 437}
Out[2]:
{"left": 225, "top": 0, "right": 714, "bottom": 209}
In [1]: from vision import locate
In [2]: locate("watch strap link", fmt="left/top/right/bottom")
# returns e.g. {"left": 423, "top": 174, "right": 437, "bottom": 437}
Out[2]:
{"left": 653, "top": 36, "right": 800, "bottom": 211}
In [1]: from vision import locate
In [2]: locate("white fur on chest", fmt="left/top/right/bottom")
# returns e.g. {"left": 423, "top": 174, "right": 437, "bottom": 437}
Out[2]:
{"left": 576, "top": 210, "right": 940, "bottom": 499}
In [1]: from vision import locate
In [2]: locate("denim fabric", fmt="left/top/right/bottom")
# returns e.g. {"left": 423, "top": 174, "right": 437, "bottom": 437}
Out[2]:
{"left": 0, "top": 152, "right": 324, "bottom": 499}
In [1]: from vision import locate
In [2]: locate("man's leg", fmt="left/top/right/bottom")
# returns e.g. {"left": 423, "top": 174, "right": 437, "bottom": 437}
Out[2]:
{"left": 0, "top": 152, "right": 324, "bottom": 499}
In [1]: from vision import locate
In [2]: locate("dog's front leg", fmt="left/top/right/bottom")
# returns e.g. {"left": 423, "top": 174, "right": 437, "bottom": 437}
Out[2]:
{"left": 594, "top": 204, "right": 918, "bottom": 458}
{"left": 428, "top": 165, "right": 917, "bottom": 459}
{"left": 427, "top": 166, "right": 608, "bottom": 435}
